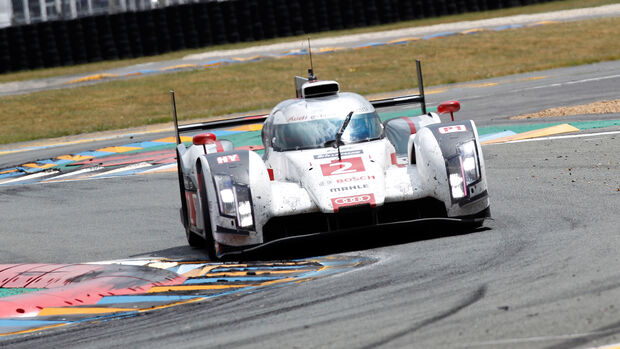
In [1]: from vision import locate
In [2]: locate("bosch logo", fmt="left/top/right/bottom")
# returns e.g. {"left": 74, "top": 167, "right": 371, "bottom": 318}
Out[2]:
{"left": 334, "top": 195, "right": 372, "bottom": 205}
{"left": 336, "top": 175, "right": 375, "bottom": 183}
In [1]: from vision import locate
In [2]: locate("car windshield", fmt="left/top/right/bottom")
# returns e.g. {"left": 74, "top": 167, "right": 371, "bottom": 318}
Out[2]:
{"left": 272, "top": 112, "right": 383, "bottom": 151}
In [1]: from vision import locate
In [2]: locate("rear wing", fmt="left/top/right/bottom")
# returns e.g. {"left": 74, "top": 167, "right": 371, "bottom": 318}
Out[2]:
{"left": 171, "top": 60, "right": 427, "bottom": 145}
{"left": 368, "top": 59, "right": 426, "bottom": 113}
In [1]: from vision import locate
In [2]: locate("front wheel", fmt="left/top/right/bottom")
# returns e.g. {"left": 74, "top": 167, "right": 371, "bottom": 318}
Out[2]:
{"left": 198, "top": 166, "right": 218, "bottom": 260}
{"left": 185, "top": 222, "right": 206, "bottom": 248}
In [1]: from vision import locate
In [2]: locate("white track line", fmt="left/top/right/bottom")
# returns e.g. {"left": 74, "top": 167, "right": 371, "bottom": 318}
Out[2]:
{"left": 525, "top": 74, "right": 620, "bottom": 91}
{"left": 42, "top": 165, "right": 103, "bottom": 180}
{"left": 0, "top": 169, "right": 60, "bottom": 184}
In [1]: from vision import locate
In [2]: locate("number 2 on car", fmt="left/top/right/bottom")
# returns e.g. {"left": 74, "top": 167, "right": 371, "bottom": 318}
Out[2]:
{"left": 320, "top": 157, "right": 365, "bottom": 176}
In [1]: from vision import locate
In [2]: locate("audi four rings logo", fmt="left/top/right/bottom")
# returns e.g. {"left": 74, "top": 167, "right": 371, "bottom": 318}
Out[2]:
{"left": 334, "top": 195, "right": 372, "bottom": 205}
{"left": 331, "top": 193, "right": 376, "bottom": 212}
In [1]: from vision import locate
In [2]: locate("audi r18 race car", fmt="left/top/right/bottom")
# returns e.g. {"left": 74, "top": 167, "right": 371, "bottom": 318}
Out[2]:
{"left": 174, "top": 60, "right": 490, "bottom": 259}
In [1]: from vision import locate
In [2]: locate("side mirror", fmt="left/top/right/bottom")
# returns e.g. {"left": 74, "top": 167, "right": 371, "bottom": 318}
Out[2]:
{"left": 193, "top": 133, "right": 217, "bottom": 145}
{"left": 437, "top": 101, "right": 460, "bottom": 121}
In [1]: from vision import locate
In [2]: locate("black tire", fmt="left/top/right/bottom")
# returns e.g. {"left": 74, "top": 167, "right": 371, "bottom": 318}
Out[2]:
{"left": 179, "top": 150, "right": 206, "bottom": 248}
{"left": 176, "top": 149, "right": 189, "bottom": 229}
{"left": 186, "top": 223, "right": 206, "bottom": 248}
{"left": 197, "top": 164, "right": 218, "bottom": 260}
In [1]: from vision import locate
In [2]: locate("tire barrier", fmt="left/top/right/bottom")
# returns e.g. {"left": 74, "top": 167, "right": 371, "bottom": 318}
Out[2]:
{"left": 0, "top": 29, "right": 9, "bottom": 73}
{"left": 0, "top": 0, "right": 557, "bottom": 74}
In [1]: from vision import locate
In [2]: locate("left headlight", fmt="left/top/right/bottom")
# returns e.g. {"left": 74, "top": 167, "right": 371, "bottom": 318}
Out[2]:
{"left": 447, "top": 140, "right": 481, "bottom": 200}
{"left": 213, "top": 174, "right": 254, "bottom": 229}
{"left": 234, "top": 184, "right": 254, "bottom": 229}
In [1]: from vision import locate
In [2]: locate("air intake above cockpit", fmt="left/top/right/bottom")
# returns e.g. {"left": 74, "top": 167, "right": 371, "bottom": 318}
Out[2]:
{"left": 295, "top": 77, "right": 340, "bottom": 99}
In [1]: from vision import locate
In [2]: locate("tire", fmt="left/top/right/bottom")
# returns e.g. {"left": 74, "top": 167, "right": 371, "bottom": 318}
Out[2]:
{"left": 186, "top": 224, "right": 206, "bottom": 248}
{"left": 197, "top": 164, "right": 218, "bottom": 260}
{"left": 179, "top": 150, "right": 207, "bottom": 248}
{"left": 176, "top": 149, "right": 189, "bottom": 229}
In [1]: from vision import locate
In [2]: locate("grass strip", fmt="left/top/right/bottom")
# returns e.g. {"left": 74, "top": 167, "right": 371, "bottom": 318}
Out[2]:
{"left": 0, "top": 288, "right": 43, "bottom": 298}
{"left": 0, "top": 0, "right": 616, "bottom": 84}
{"left": 0, "top": 16, "right": 619, "bottom": 145}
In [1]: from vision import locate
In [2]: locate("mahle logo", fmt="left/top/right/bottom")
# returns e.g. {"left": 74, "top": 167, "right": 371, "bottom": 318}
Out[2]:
{"left": 329, "top": 184, "right": 369, "bottom": 193}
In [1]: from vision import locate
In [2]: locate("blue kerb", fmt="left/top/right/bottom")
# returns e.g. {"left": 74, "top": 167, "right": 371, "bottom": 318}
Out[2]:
{"left": 423, "top": 32, "right": 457, "bottom": 40}
{"left": 97, "top": 295, "right": 200, "bottom": 305}
{"left": 478, "top": 131, "right": 516, "bottom": 142}
{"left": 123, "top": 141, "right": 170, "bottom": 148}
{"left": 0, "top": 319, "right": 66, "bottom": 326}
{"left": 75, "top": 151, "right": 115, "bottom": 158}
{"left": 184, "top": 276, "right": 283, "bottom": 284}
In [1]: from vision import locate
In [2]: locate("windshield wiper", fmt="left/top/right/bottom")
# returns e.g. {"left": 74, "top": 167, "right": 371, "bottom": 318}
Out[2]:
{"left": 329, "top": 111, "right": 354, "bottom": 161}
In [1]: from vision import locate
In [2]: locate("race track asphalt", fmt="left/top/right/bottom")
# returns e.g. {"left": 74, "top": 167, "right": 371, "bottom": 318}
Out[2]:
{"left": 0, "top": 61, "right": 619, "bottom": 348}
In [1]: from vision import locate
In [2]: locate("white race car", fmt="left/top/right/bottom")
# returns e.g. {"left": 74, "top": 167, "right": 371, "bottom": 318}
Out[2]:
{"left": 174, "top": 61, "right": 490, "bottom": 258}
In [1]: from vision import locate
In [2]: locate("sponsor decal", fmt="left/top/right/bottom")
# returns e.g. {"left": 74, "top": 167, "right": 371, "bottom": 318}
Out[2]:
{"left": 287, "top": 114, "right": 329, "bottom": 122}
{"left": 438, "top": 125, "right": 467, "bottom": 134}
{"left": 331, "top": 193, "right": 376, "bottom": 212}
{"left": 320, "top": 157, "right": 365, "bottom": 176}
{"left": 330, "top": 184, "right": 369, "bottom": 193}
{"left": 390, "top": 153, "right": 405, "bottom": 168}
{"left": 288, "top": 115, "right": 308, "bottom": 122}
{"left": 336, "top": 175, "right": 375, "bottom": 183}
{"left": 313, "top": 149, "right": 363, "bottom": 160}
{"left": 216, "top": 154, "right": 240, "bottom": 164}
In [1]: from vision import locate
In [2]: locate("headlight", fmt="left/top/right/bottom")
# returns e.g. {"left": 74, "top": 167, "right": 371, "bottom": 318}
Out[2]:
{"left": 459, "top": 140, "right": 480, "bottom": 185}
{"left": 213, "top": 175, "right": 254, "bottom": 229}
{"left": 447, "top": 157, "right": 467, "bottom": 199}
{"left": 234, "top": 184, "right": 254, "bottom": 229}
{"left": 447, "top": 140, "right": 480, "bottom": 200}
{"left": 214, "top": 175, "right": 236, "bottom": 217}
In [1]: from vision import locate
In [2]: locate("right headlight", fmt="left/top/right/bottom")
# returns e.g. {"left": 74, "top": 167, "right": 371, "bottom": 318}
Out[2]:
{"left": 447, "top": 140, "right": 481, "bottom": 200}
{"left": 234, "top": 184, "right": 254, "bottom": 229}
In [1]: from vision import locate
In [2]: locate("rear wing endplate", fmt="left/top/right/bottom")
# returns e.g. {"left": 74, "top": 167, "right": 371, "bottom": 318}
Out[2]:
{"left": 368, "top": 59, "right": 426, "bottom": 113}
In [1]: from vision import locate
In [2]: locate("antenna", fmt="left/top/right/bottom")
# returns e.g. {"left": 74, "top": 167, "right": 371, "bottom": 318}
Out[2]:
{"left": 307, "top": 37, "right": 317, "bottom": 81}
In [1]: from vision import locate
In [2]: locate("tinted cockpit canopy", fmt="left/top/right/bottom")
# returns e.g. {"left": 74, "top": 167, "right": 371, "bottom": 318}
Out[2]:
{"left": 272, "top": 111, "right": 383, "bottom": 151}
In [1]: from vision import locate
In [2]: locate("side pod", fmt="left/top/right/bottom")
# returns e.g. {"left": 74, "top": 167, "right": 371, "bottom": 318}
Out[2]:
{"left": 197, "top": 150, "right": 269, "bottom": 248}
{"left": 413, "top": 120, "right": 489, "bottom": 218}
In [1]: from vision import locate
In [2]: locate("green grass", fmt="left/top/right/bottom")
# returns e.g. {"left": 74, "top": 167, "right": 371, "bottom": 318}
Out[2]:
{"left": 0, "top": 0, "right": 616, "bottom": 84}
{"left": 0, "top": 16, "right": 619, "bottom": 145}
{"left": 0, "top": 288, "right": 43, "bottom": 297}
